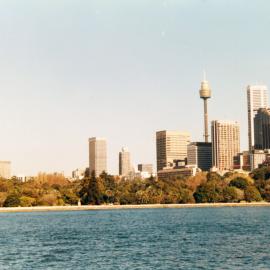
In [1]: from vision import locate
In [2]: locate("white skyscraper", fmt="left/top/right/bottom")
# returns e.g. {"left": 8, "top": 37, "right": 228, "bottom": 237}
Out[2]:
{"left": 247, "top": 85, "right": 268, "bottom": 151}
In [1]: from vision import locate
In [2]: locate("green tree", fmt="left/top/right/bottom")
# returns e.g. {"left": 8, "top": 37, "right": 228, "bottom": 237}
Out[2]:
{"left": 161, "top": 192, "right": 179, "bottom": 204}
{"left": 223, "top": 172, "right": 234, "bottom": 179}
{"left": 79, "top": 171, "right": 104, "bottom": 205}
{"left": 261, "top": 182, "right": 270, "bottom": 202}
{"left": 3, "top": 193, "right": 20, "bottom": 207}
{"left": 0, "top": 181, "right": 8, "bottom": 192}
{"left": 100, "top": 172, "right": 117, "bottom": 203}
{"left": 222, "top": 186, "right": 239, "bottom": 202}
{"left": 206, "top": 172, "right": 222, "bottom": 182}
{"left": 194, "top": 181, "right": 223, "bottom": 203}
{"left": 20, "top": 196, "right": 36, "bottom": 207}
{"left": 119, "top": 190, "right": 136, "bottom": 204}
{"left": 229, "top": 177, "right": 249, "bottom": 190}
{"left": 135, "top": 190, "right": 150, "bottom": 204}
{"left": 244, "top": 186, "right": 262, "bottom": 202}
{"left": 38, "top": 192, "right": 59, "bottom": 206}
{"left": 0, "top": 192, "right": 8, "bottom": 207}
{"left": 251, "top": 167, "right": 270, "bottom": 181}
{"left": 60, "top": 187, "right": 79, "bottom": 205}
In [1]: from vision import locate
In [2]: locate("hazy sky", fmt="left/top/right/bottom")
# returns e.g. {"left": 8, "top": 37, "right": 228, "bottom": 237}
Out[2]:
{"left": 0, "top": 0, "right": 270, "bottom": 176}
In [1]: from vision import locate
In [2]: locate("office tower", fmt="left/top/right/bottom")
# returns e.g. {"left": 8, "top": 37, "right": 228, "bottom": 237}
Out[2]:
{"left": 138, "top": 164, "right": 153, "bottom": 174}
{"left": 156, "top": 130, "right": 190, "bottom": 171}
{"left": 187, "top": 142, "right": 212, "bottom": 171}
{"left": 199, "top": 76, "right": 212, "bottom": 142}
{"left": 211, "top": 121, "right": 240, "bottom": 170}
{"left": 119, "top": 147, "right": 131, "bottom": 176}
{"left": 247, "top": 85, "right": 268, "bottom": 151}
{"left": 254, "top": 108, "right": 270, "bottom": 150}
{"left": 89, "top": 137, "right": 107, "bottom": 176}
{"left": 0, "top": 161, "right": 11, "bottom": 179}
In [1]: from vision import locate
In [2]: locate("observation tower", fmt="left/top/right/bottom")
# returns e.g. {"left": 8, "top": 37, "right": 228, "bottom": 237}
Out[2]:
{"left": 199, "top": 75, "right": 211, "bottom": 143}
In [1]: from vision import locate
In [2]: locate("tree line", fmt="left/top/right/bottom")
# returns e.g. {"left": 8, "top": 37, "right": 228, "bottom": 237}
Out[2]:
{"left": 1, "top": 167, "right": 270, "bottom": 207}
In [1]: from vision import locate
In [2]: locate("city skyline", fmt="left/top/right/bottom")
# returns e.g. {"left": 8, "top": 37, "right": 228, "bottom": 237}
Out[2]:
{"left": 1, "top": 1, "right": 270, "bottom": 175}
{"left": 1, "top": 2, "right": 270, "bottom": 270}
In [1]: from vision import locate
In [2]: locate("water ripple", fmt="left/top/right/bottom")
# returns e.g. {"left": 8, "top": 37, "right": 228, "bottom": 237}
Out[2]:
{"left": 0, "top": 208, "right": 269, "bottom": 269}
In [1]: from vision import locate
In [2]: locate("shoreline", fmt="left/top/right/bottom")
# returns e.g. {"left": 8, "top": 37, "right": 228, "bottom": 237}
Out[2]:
{"left": 0, "top": 202, "right": 270, "bottom": 213}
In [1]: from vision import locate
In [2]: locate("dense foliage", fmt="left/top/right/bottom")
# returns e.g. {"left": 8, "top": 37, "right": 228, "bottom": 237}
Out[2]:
{"left": 1, "top": 168, "right": 270, "bottom": 207}
{"left": 0, "top": 173, "right": 81, "bottom": 207}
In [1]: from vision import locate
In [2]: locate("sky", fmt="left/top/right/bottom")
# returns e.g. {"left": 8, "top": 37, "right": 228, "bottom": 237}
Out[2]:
{"left": 0, "top": 0, "right": 270, "bottom": 176}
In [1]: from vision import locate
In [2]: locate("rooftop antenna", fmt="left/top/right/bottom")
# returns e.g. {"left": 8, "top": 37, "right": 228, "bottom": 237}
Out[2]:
{"left": 203, "top": 70, "right": 206, "bottom": 81}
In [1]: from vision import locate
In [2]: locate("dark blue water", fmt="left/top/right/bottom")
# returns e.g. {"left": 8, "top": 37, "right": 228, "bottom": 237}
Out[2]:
{"left": 0, "top": 208, "right": 269, "bottom": 269}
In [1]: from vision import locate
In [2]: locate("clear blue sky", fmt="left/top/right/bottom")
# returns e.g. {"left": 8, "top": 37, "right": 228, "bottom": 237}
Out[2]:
{"left": 0, "top": 0, "right": 270, "bottom": 176}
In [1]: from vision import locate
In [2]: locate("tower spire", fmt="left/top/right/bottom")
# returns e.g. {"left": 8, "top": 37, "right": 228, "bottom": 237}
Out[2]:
{"left": 203, "top": 70, "right": 206, "bottom": 81}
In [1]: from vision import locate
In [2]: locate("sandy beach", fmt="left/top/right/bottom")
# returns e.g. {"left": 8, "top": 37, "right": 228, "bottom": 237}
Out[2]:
{"left": 0, "top": 202, "right": 269, "bottom": 213}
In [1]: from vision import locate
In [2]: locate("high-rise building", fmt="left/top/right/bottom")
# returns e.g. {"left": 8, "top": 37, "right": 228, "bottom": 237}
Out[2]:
{"left": 187, "top": 142, "right": 212, "bottom": 171}
{"left": 247, "top": 85, "right": 268, "bottom": 151}
{"left": 0, "top": 161, "right": 11, "bottom": 179}
{"left": 89, "top": 137, "right": 107, "bottom": 176}
{"left": 119, "top": 147, "right": 132, "bottom": 176}
{"left": 156, "top": 130, "right": 190, "bottom": 171}
{"left": 211, "top": 120, "right": 240, "bottom": 171}
{"left": 254, "top": 108, "right": 270, "bottom": 150}
{"left": 138, "top": 164, "right": 153, "bottom": 174}
{"left": 199, "top": 76, "right": 212, "bottom": 143}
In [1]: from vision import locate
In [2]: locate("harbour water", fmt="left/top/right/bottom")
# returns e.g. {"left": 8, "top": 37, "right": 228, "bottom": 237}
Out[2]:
{"left": 0, "top": 207, "right": 269, "bottom": 269}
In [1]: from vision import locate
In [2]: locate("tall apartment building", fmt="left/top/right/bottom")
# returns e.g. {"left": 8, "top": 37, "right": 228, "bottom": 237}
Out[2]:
{"left": 156, "top": 130, "right": 190, "bottom": 171}
{"left": 0, "top": 161, "right": 11, "bottom": 179}
{"left": 138, "top": 164, "right": 153, "bottom": 174}
{"left": 247, "top": 85, "right": 268, "bottom": 151}
{"left": 211, "top": 121, "right": 240, "bottom": 171}
{"left": 187, "top": 142, "right": 212, "bottom": 171}
{"left": 119, "top": 147, "right": 132, "bottom": 176}
{"left": 254, "top": 108, "right": 270, "bottom": 150}
{"left": 89, "top": 137, "right": 107, "bottom": 176}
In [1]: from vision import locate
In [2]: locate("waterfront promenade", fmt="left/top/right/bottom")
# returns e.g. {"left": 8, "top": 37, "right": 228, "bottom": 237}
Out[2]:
{"left": 0, "top": 202, "right": 270, "bottom": 213}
